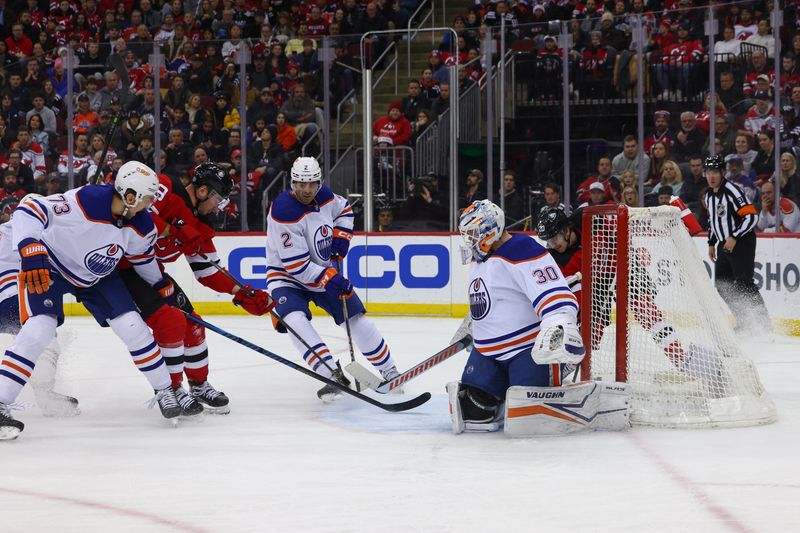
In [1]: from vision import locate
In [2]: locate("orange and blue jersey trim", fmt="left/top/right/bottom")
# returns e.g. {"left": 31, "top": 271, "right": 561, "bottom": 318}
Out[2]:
{"left": 15, "top": 202, "right": 49, "bottom": 228}
{"left": 532, "top": 287, "right": 579, "bottom": 317}
{"left": 42, "top": 243, "right": 95, "bottom": 288}
{"left": 474, "top": 322, "right": 540, "bottom": 359}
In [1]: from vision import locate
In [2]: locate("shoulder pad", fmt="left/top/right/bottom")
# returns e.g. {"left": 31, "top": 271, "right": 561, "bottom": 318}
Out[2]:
{"left": 271, "top": 190, "right": 309, "bottom": 223}
{"left": 76, "top": 184, "right": 115, "bottom": 223}
{"left": 128, "top": 209, "right": 156, "bottom": 237}
{"left": 492, "top": 234, "right": 548, "bottom": 263}
{"left": 316, "top": 185, "right": 335, "bottom": 205}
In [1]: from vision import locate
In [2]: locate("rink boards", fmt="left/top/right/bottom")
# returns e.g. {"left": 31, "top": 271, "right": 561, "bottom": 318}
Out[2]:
{"left": 61, "top": 232, "right": 800, "bottom": 334}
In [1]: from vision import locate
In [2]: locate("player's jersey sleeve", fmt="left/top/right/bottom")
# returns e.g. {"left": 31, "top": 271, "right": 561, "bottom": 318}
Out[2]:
{"left": 11, "top": 195, "right": 51, "bottom": 248}
{"left": 671, "top": 196, "right": 702, "bottom": 236}
{"left": 186, "top": 240, "right": 237, "bottom": 294}
{"left": 330, "top": 192, "right": 354, "bottom": 236}
{"left": 124, "top": 210, "right": 162, "bottom": 285}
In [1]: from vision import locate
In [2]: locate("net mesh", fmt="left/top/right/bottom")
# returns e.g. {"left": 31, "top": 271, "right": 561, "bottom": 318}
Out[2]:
{"left": 586, "top": 206, "right": 776, "bottom": 428}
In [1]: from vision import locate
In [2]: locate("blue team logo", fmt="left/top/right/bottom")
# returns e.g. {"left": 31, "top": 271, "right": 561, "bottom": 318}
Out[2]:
{"left": 84, "top": 243, "right": 124, "bottom": 276}
{"left": 314, "top": 225, "right": 333, "bottom": 261}
{"left": 468, "top": 277, "right": 491, "bottom": 320}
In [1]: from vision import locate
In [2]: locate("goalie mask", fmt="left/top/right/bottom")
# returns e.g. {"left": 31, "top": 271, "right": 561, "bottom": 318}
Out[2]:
{"left": 458, "top": 200, "right": 505, "bottom": 263}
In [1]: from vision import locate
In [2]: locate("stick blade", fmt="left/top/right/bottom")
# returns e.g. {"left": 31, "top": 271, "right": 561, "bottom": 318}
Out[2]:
{"left": 379, "top": 392, "right": 432, "bottom": 412}
{"left": 345, "top": 361, "right": 382, "bottom": 390}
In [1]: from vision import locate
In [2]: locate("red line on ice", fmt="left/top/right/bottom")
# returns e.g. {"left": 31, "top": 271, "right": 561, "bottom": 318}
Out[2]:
{"left": 0, "top": 487, "right": 209, "bottom": 533}
{"left": 629, "top": 433, "right": 757, "bottom": 533}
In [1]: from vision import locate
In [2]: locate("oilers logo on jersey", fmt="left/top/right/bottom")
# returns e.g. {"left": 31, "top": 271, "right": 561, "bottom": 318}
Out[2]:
{"left": 469, "top": 277, "right": 491, "bottom": 320}
{"left": 314, "top": 225, "right": 333, "bottom": 261}
{"left": 84, "top": 243, "right": 124, "bottom": 276}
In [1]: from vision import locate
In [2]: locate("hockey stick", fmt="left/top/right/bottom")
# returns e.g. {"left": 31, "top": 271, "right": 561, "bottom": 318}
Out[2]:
{"left": 184, "top": 312, "right": 431, "bottom": 412}
{"left": 92, "top": 111, "right": 123, "bottom": 185}
{"left": 346, "top": 335, "right": 472, "bottom": 394}
{"left": 336, "top": 257, "right": 360, "bottom": 392}
{"left": 196, "top": 251, "right": 338, "bottom": 375}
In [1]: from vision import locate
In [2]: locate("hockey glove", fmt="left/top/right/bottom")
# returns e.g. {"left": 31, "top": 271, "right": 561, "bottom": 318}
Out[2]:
{"left": 532, "top": 324, "right": 585, "bottom": 365}
{"left": 172, "top": 224, "right": 205, "bottom": 256}
{"left": 321, "top": 267, "right": 353, "bottom": 298}
{"left": 330, "top": 228, "right": 353, "bottom": 259}
{"left": 232, "top": 285, "right": 275, "bottom": 316}
{"left": 19, "top": 238, "right": 51, "bottom": 294}
{"left": 153, "top": 278, "right": 178, "bottom": 307}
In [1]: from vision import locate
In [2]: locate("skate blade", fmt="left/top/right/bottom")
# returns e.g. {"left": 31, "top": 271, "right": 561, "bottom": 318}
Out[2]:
{"left": 41, "top": 406, "right": 81, "bottom": 418}
{"left": 0, "top": 427, "right": 22, "bottom": 440}
{"left": 201, "top": 405, "right": 231, "bottom": 415}
{"left": 318, "top": 391, "right": 343, "bottom": 403}
{"left": 178, "top": 411, "right": 206, "bottom": 422}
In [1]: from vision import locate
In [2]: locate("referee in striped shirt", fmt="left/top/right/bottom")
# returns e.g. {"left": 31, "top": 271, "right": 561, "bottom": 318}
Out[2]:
{"left": 703, "top": 155, "right": 770, "bottom": 331}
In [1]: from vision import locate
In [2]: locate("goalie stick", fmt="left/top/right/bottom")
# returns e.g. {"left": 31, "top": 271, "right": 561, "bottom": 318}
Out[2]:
{"left": 346, "top": 335, "right": 472, "bottom": 394}
{"left": 184, "top": 312, "right": 431, "bottom": 412}
{"left": 349, "top": 272, "right": 584, "bottom": 393}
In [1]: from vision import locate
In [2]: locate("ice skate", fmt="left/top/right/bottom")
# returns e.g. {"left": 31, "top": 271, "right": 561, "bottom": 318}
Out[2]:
{"left": 0, "top": 403, "right": 25, "bottom": 440}
{"left": 173, "top": 384, "right": 204, "bottom": 417}
{"left": 34, "top": 389, "right": 80, "bottom": 418}
{"left": 149, "top": 387, "right": 182, "bottom": 423}
{"left": 380, "top": 366, "right": 403, "bottom": 395}
{"left": 317, "top": 363, "right": 350, "bottom": 402}
{"left": 189, "top": 381, "right": 230, "bottom": 414}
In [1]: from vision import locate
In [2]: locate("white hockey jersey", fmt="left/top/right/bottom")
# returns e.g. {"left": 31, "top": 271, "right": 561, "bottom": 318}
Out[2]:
{"left": 469, "top": 234, "right": 579, "bottom": 361}
{"left": 265, "top": 185, "right": 354, "bottom": 293}
{"left": 8, "top": 186, "right": 161, "bottom": 288}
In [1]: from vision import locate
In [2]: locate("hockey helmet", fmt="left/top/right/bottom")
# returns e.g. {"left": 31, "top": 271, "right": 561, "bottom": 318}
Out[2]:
{"left": 290, "top": 156, "right": 322, "bottom": 184}
{"left": 458, "top": 199, "right": 505, "bottom": 264}
{"left": 703, "top": 154, "right": 725, "bottom": 173}
{"left": 115, "top": 161, "right": 159, "bottom": 209}
{"left": 193, "top": 162, "right": 233, "bottom": 198}
{"left": 537, "top": 207, "right": 570, "bottom": 240}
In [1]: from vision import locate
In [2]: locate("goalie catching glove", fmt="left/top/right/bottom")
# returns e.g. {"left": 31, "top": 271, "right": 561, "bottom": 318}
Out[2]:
{"left": 232, "top": 285, "right": 276, "bottom": 316}
{"left": 532, "top": 324, "right": 585, "bottom": 365}
{"left": 19, "top": 238, "right": 51, "bottom": 294}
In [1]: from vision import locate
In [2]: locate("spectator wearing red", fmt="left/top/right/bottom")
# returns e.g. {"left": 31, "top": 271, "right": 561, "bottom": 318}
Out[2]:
{"left": 305, "top": 6, "right": 328, "bottom": 36}
{"left": 742, "top": 50, "right": 774, "bottom": 96}
{"left": 578, "top": 181, "right": 616, "bottom": 209}
{"left": 419, "top": 68, "right": 440, "bottom": 100}
{"left": 578, "top": 31, "right": 611, "bottom": 98}
{"left": 644, "top": 110, "right": 673, "bottom": 153}
{"left": 654, "top": 22, "right": 704, "bottom": 98}
{"left": 12, "top": 126, "right": 46, "bottom": 182}
{"left": 372, "top": 102, "right": 412, "bottom": 147}
{"left": 576, "top": 156, "right": 621, "bottom": 204}
{"left": 57, "top": 133, "right": 93, "bottom": 177}
{"left": 5, "top": 23, "right": 32, "bottom": 59}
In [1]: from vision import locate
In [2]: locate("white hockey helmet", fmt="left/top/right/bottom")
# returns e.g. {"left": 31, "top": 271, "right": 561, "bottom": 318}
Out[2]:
{"left": 290, "top": 156, "right": 322, "bottom": 185}
{"left": 115, "top": 161, "right": 159, "bottom": 209}
{"left": 458, "top": 199, "right": 505, "bottom": 263}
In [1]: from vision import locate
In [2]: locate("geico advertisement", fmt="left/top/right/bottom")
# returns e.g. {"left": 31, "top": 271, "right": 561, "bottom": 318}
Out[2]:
{"left": 160, "top": 234, "right": 800, "bottom": 320}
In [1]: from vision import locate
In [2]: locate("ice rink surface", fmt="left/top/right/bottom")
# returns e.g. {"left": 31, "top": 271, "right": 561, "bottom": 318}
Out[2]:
{"left": 0, "top": 315, "right": 797, "bottom": 533}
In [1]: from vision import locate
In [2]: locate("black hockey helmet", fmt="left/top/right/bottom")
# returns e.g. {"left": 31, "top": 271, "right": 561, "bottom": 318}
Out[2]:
{"left": 193, "top": 162, "right": 233, "bottom": 197}
{"left": 703, "top": 154, "right": 725, "bottom": 172}
{"left": 537, "top": 207, "right": 570, "bottom": 240}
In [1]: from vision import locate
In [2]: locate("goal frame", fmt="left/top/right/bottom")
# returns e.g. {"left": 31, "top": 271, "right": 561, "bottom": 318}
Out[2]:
{"left": 580, "top": 204, "right": 628, "bottom": 383}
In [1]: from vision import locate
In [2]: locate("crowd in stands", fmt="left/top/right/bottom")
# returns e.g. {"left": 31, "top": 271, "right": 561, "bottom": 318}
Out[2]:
{"left": 0, "top": 0, "right": 426, "bottom": 228}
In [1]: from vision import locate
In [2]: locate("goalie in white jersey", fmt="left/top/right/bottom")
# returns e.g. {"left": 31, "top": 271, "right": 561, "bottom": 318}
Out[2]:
{"left": 266, "top": 157, "right": 400, "bottom": 401}
{"left": 0, "top": 162, "right": 184, "bottom": 440}
{"left": 448, "top": 200, "right": 629, "bottom": 436}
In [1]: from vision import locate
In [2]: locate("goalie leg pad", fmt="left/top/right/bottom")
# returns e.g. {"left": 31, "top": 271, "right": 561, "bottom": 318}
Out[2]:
{"left": 447, "top": 381, "right": 503, "bottom": 434}
{"left": 504, "top": 381, "right": 630, "bottom": 437}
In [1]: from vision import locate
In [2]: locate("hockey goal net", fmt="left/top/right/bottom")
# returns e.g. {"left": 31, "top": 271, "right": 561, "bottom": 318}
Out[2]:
{"left": 579, "top": 205, "right": 776, "bottom": 428}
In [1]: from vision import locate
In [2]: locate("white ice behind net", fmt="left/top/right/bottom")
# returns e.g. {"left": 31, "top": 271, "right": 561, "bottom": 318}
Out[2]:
{"left": 587, "top": 206, "right": 776, "bottom": 428}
